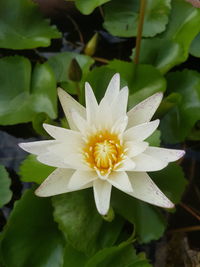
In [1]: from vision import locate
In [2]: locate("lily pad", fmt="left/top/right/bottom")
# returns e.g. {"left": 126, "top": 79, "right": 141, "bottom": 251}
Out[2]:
{"left": 0, "top": 189, "right": 64, "bottom": 267}
{"left": 0, "top": 0, "right": 61, "bottom": 49}
{"left": 0, "top": 56, "right": 57, "bottom": 125}
{"left": 103, "top": 0, "right": 171, "bottom": 37}
{"left": 75, "top": 0, "right": 110, "bottom": 15}
{"left": 0, "top": 165, "right": 12, "bottom": 208}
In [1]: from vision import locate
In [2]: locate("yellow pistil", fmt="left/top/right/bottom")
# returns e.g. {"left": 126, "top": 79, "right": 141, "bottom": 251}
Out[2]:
{"left": 83, "top": 130, "right": 125, "bottom": 175}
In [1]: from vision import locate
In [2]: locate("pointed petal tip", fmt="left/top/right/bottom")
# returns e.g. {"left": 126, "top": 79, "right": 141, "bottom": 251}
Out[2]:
{"left": 18, "top": 142, "right": 28, "bottom": 152}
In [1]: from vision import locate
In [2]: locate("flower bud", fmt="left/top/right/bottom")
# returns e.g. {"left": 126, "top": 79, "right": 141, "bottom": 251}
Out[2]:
{"left": 84, "top": 33, "right": 98, "bottom": 56}
{"left": 68, "top": 58, "right": 82, "bottom": 82}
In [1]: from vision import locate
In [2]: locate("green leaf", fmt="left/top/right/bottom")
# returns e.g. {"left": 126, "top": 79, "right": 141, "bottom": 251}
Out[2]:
{"left": 190, "top": 33, "right": 200, "bottom": 58}
{"left": 160, "top": 70, "right": 200, "bottom": 143}
{"left": 112, "top": 189, "right": 167, "bottom": 243}
{"left": 108, "top": 60, "right": 166, "bottom": 107}
{"left": 0, "top": 189, "right": 64, "bottom": 267}
{"left": 75, "top": 0, "right": 110, "bottom": 15}
{"left": 0, "top": 56, "right": 57, "bottom": 125}
{"left": 146, "top": 130, "right": 161, "bottom": 147}
{"left": 48, "top": 52, "right": 94, "bottom": 83}
{"left": 151, "top": 163, "right": 187, "bottom": 204}
{"left": 86, "top": 243, "right": 152, "bottom": 267}
{"left": 52, "top": 189, "right": 124, "bottom": 256}
{"left": 0, "top": 0, "right": 61, "bottom": 49}
{"left": 0, "top": 165, "right": 12, "bottom": 208}
{"left": 131, "top": 0, "right": 200, "bottom": 74}
{"left": 103, "top": 0, "right": 171, "bottom": 37}
{"left": 63, "top": 244, "right": 88, "bottom": 267}
{"left": 19, "top": 155, "right": 55, "bottom": 184}
{"left": 86, "top": 61, "right": 166, "bottom": 106}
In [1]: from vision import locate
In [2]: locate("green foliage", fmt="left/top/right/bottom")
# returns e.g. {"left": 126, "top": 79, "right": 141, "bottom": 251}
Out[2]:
{"left": 151, "top": 163, "right": 187, "bottom": 204}
{"left": 75, "top": 0, "right": 110, "bottom": 15}
{"left": 190, "top": 33, "right": 200, "bottom": 57}
{"left": 86, "top": 60, "right": 166, "bottom": 106}
{"left": 0, "top": 189, "right": 64, "bottom": 267}
{"left": 19, "top": 155, "right": 55, "bottom": 184}
{"left": 0, "top": 56, "right": 57, "bottom": 125}
{"left": 112, "top": 189, "right": 167, "bottom": 243}
{"left": 85, "top": 244, "right": 152, "bottom": 267}
{"left": 0, "top": 0, "right": 61, "bottom": 49}
{"left": 52, "top": 189, "right": 124, "bottom": 256}
{"left": 160, "top": 70, "right": 200, "bottom": 143}
{"left": 0, "top": 165, "right": 12, "bottom": 208}
{"left": 131, "top": 0, "right": 200, "bottom": 74}
{"left": 103, "top": 0, "right": 171, "bottom": 37}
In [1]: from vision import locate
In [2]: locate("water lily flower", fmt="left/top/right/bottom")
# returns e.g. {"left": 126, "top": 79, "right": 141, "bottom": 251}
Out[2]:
{"left": 19, "top": 74, "right": 185, "bottom": 215}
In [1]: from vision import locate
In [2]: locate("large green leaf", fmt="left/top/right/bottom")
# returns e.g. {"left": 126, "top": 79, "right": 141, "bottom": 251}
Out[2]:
{"left": 0, "top": 189, "right": 64, "bottom": 267}
{"left": 103, "top": 0, "right": 171, "bottom": 37}
{"left": 19, "top": 155, "right": 55, "bottom": 184}
{"left": 75, "top": 0, "right": 110, "bottom": 15}
{"left": 86, "top": 60, "right": 166, "bottom": 107}
{"left": 160, "top": 70, "right": 200, "bottom": 143}
{"left": 0, "top": 0, "right": 61, "bottom": 49}
{"left": 190, "top": 32, "right": 200, "bottom": 57}
{"left": 52, "top": 189, "right": 124, "bottom": 256}
{"left": 86, "top": 243, "right": 152, "bottom": 267}
{"left": 111, "top": 189, "right": 167, "bottom": 243}
{"left": 0, "top": 56, "right": 57, "bottom": 125}
{"left": 131, "top": 0, "right": 200, "bottom": 74}
{"left": 0, "top": 165, "right": 12, "bottom": 208}
{"left": 63, "top": 244, "right": 88, "bottom": 267}
{"left": 151, "top": 163, "right": 187, "bottom": 204}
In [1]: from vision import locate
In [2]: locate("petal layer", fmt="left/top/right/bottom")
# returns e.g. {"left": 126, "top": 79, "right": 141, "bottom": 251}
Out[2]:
{"left": 93, "top": 180, "right": 112, "bottom": 215}
{"left": 133, "top": 153, "right": 168, "bottom": 172}
{"left": 108, "top": 171, "right": 133, "bottom": 193}
{"left": 19, "top": 140, "right": 57, "bottom": 155}
{"left": 35, "top": 168, "right": 75, "bottom": 197}
{"left": 127, "top": 172, "right": 174, "bottom": 208}
{"left": 145, "top": 147, "right": 185, "bottom": 162}
{"left": 43, "top": 123, "right": 81, "bottom": 141}
{"left": 58, "top": 88, "right": 86, "bottom": 130}
{"left": 124, "top": 120, "right": 159, "bottom": 142}
{"left": 68, "top": 170, "right": 98, "bottom": 190}
{"left": 127, "top": 92, "right": 163, "bottom": 128}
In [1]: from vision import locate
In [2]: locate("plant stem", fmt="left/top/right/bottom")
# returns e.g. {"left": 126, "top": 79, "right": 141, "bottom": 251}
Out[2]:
{"left": 134, "top": 0, "right": 147, "bottom": 64}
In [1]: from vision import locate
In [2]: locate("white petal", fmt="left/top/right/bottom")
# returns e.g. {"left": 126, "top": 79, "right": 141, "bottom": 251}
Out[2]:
{"left": 108, "top": 171, "right": 133, "bottom": 193}
{"left": 133, "top": 153, "right": 168, "bottom": 172}
{"left": 111, "top": 86, "right": 129, "bottom": 120}
{"left": 127, "top": 172, "right": 174, "bottom": 208}
{"left": 101, "top": 73, "right": 120, "bottom": 105}
{"left": 145, "top": 147, "right": 185, "bottom": 162}
{"left": 125, "top": 141, "right": 149, "bottom": 157}
{"left": 35, "top": 168, "right": 92, "bottom": 197}
{"left": 58, "top": 88, "right": 86, "bottom": 130}
{"left": 124, "top": 120, "right": 159, "bottom": 141}
{"left": 111, "top": 116, "right": 128, "bottom": 134}
{"left": 127, "top": 92, "right": 163, "bottom": 128}
{"left": 115, "top": 157, "right": 136, "bottom": 171}
{"left": 85, "top": 82, "right": 99, "bottom": 124}
{"left": 19, "top": 140, "right": 57, "bottom": 155}
{"left": 71, "top": 110, "right": 88, "bottom": 134}
{"left": 37, "top": 152, "right": 72, "bottom": 168}
{"left": 93, "top": 180, "right": 112, "bottom": 215}
{"left": 68, "top": 170, "right": 98, "bottom": 190}
{"left": 45, "top": 143, "right": 89, "bottom": 170}
{"left": 43, "top": 123, "right": 81, "bottom": 141}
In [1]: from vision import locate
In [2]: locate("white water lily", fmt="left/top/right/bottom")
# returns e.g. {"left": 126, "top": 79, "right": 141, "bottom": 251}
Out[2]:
{"left": 19, "top": 74, "right": 185, "bottom": 215}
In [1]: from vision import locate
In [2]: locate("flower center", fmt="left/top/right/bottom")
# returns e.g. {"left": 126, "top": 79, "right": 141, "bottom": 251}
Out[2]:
{"left": 94, "top": 140, "right": 118, "bottom": 169}
{"left": 83, "top": 130, "right": 125, "bottom": 176}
